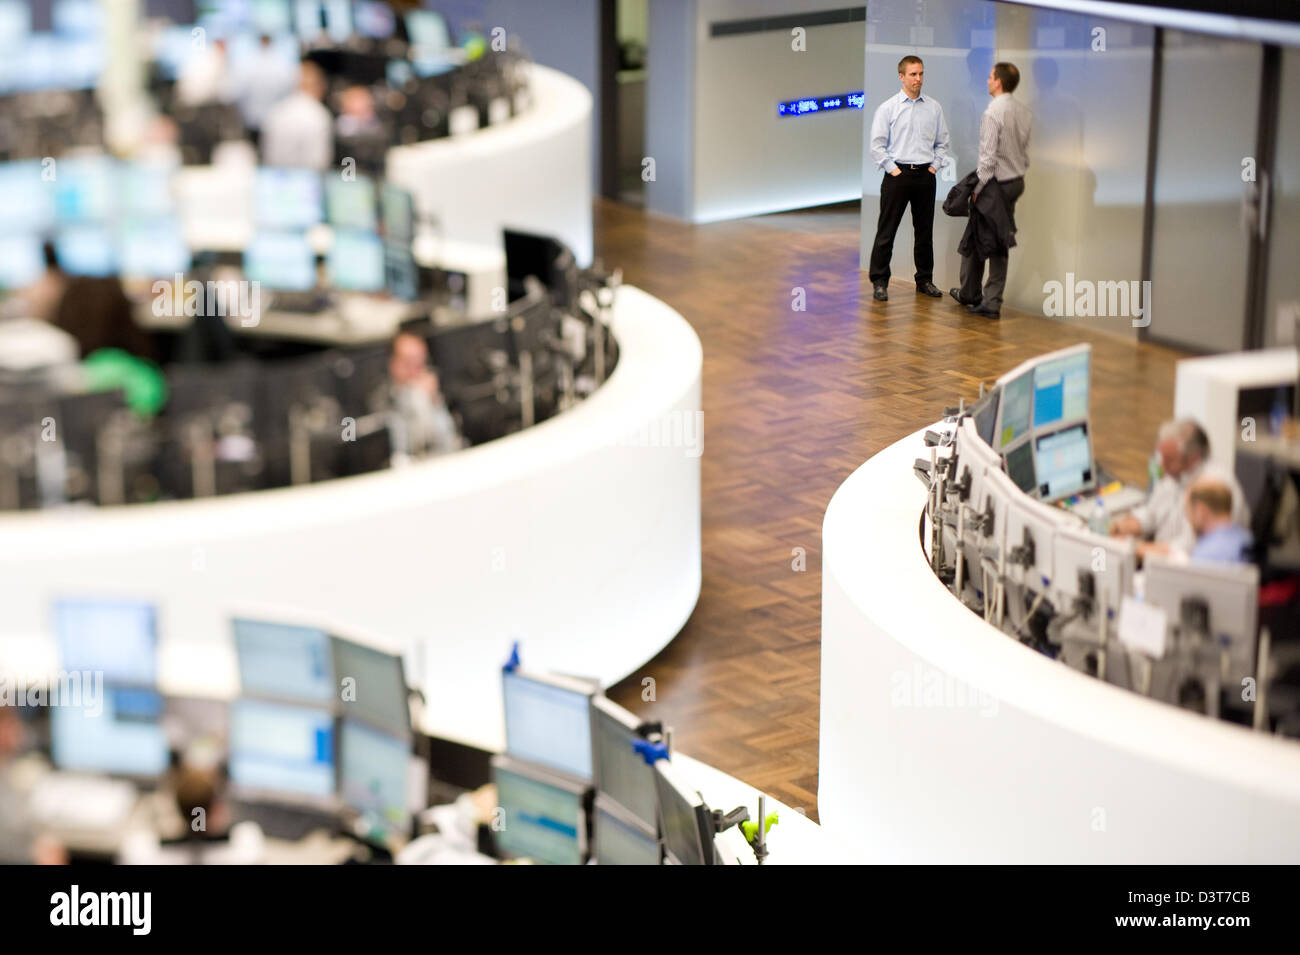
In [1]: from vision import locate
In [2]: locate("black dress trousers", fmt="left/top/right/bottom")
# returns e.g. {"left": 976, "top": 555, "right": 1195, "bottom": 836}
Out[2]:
{"left": 868, "top": 167, "right": 937, "bottom": 286}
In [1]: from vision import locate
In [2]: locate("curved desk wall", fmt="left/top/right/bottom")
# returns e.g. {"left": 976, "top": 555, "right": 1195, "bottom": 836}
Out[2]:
{"left": 820, "top": 426, "right": 1300, "bottom": 863}
{"left": 0, "top": 286, "right": 698, "bottom": 753}
{"left": 385, "top": 64, "right": 593, "bottom": 268}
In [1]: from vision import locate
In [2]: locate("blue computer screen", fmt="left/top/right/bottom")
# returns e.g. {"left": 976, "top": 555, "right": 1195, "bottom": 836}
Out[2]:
{"left": 55, "top": 226, "right": 117, "bottom": 277}
{"left": 494, "top": 764, "right": 583, "bottom": 865}
{"left": 384, "top": 241, "right": 418, "bottom": 301}
{"left": 328, "top": 229, "right": 384, "bottom": 292}
{"left": 339, "top": 719, "right": 409, "bottom": 832}
{"left": 53, "top": 597, "right": 158, "bottom": 686}
{"left": 233, "top": 618, "right": 334, "bottom": 703}
{"left": 50, "top": 686, "right": 169, "bottom": 776}
{"left": 54, "top": 156, "right": 117, "bottom": 223}
{"left": 0, "top": 235, "right": 45, "bottom": 289}
{"left": 380, "top": 185, "right": 414, "bottom": 243}
{"left": 244, "top": 231, "right": 316, "bottom": 291}
{"left": 229, "top": 699, "right": 335, "bottom": 798}
{"left": 0, "top": 161, "right": 53, "bottom": 234}
{"left": 1035, "top": 424, "right": 1093, "bottom": 500}
{"left": 120, "top": 220, "right": 191, "bottom": 279}
{"left": 502, "top": 671, "right": 592, "bottom": 779}
{"left": 253, "top": 168, "right": 323, "bottom": 230}
{"left": 1032, "top": 351, "right": 1089, "bottom": 429}
{"left": 324, "top": 176, "right": 377, "bottom": 231}
{"left": 121, "top": 163, "right": 176, "bottom": 219}
{"left": 405, "top": 10, "right": 449, "bottom": 50}
{"left": 595, "top": 805, "right": 660, "bottom": 865}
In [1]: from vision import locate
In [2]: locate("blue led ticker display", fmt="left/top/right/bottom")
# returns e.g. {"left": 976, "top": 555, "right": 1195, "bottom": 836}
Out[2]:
{"left": 778, "top": 90, "right": 866, "bottom": 117}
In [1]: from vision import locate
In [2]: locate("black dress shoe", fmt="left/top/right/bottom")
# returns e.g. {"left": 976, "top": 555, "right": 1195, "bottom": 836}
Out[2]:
{"left": 969, "top": 304, "right": 1001, "bottom": 319}
{"left": 949, "top": 288, "right": 979, "bottom": 307}
{"left": 916, "top": 282, "right": 943, "bottom": 297}
{"left": 873, "top": 284, "right": 888, "bottom": 302}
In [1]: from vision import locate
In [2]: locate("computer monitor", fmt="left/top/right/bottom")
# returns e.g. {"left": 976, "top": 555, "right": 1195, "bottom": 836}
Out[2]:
{"left": 229, "top": 699, "right": 336, "bottom": 802}
{"left": 380, "top": 184, "right": 414, "bottom": 243}
{"left": 120, "top": 220, "right": 192, "bottom": 280}
{"left": 253, "top": 168, "right": 323, "bottom": 230}
{"left": 383, "top": 240, "right": 418, "bottom": 302}
{"left": 971, "top": 386, "right": 1000, "bottom": 448}
{"left": 593, "top": 796, "right": 660, "bottom": 865}
{"left": 324, "top": 175, "right": 377, "bottom": 232}
{"left": 331, "top": 635, "right": 409, "bottom": 735}
{"left": 995, "top": 370, "right": 1033, "bottom": 450}
{"left": 491, "top": 755, "right": 586, "bottom": 865}
{"left": 405, "top": 9, "right": 450, "bottom": 51}
{"left": 1144, "top": 556, "right": 1259, "bottom": 669}
{"left": 244, "top": 231, "right": 317, "bottom": 291}
{"left": 652, "top": 758, "right": 714, "bottom": 865}
{"left": 590, "top": 695, "right": 658, "bottom": 829}
{"left": 251, "top": 0, "right": 293, "bottom": 34}
{"left": 55, "top": 225, "right": 115, "bottom": 277}
{"left": 121, "top": 162, "right": 176, "bottom": 220}
{"left": 53, "top": 156, "right": 117, "bottom": 224}
{"left": 1034, "top": 423, "right": 1095, "bottom": 502}
{"left": 338, "top": 718, "right": 411, "bottom": 836}
{"left": 1004, "top": 440, "right": 1036, "bottom": 494}
{"left": 1003, "top": 490, "right": 1076, "bottom": 586}
{"left": 233, "top": 617, "right": 334, "bottom": 704}
{"left": 1051, "top": 525, "right": 1135, "bottom": 620}
{"left": 0, "top": 234, "right": 45, "bottom": 290}
{"left": 294, "top": 0, "right": 324, "bottom": 38}
{"left": 50, "top": 686, "right": 169, "bottom": 777}
{"left": 52, "top": 0, "right": 103, "bottom": 36}
{"left": 353, "top": 0, "right": 395, "bottom": 39}
{"left": 0, "top": 1, "right": 31, "bottom": 49}
{"left": 1032, "top": 348, "right": 1090, "bottom": 429}
{"left": 53, "top": 597, "right": 159, "bottom": 687}
{"left": 322, "top": 0, "right": 350, "bottom": 41}
{"left": 327, "top": 228, "right": 384, "bottom": 292}
{"left": 0, "top": 160, "right": 53, "bottom": 235}
{"left": 502, "top": 668, "right": 595, "bottom": 781}
{"left": 503, "top": 229, "right": 571, "bottom": 304}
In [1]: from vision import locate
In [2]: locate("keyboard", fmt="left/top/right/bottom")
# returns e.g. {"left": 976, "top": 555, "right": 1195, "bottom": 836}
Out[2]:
{"left": 233, "top": 801, "right": 339, "bottom": 842}
{"left": 268, "top": 291, "right": 335, "bottom": 314}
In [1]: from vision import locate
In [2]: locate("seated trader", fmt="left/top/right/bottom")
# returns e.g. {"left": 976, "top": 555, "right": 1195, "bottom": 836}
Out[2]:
{"left": 1111, "top": 419, "right": 1248, "bottom": 557}
{"left": 0, "top": 708, "right": 66, "bottom": 865}
{"left": 386, "top": 332, "right": 464, "bottom": 459}
{"left": 261, "top": 60, "right": 334, "bottom": 171}
{"left": 334, "top": 85, "right": 389, "bottom": 177}
{"left": 119, "top": 759, "right": 265, "bottom": 865}
{"left": 1186, "top": 478, "right": 1253, "bottom": 565}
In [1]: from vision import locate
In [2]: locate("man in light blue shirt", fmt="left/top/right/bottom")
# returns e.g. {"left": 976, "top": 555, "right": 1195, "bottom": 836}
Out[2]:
{"left": 1186, "top": 478, "right": 1253, "bottom": 565}
{"left": 867, "top": 55, "right": 950, "bottom": 303}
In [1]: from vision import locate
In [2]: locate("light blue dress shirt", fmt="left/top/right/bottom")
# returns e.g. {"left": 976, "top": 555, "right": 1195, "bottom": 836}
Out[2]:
{"left": 1189, "top": 523, "right": 1253, "bottom": 565}
{"left": 869, "top": 90, "right": 950, "bottom": 173}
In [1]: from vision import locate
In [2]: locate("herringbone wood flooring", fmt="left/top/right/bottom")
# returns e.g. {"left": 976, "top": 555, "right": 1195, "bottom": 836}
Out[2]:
{"left": 595, "top": 199, "right": 1188, "bottom": 822}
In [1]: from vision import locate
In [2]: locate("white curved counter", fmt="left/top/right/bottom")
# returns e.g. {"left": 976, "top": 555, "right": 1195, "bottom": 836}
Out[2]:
{"left": 0, "top": 285, "right": 700, "bottom": 753}
{"left": 385, "top": 63, "right": 593, "bottom": 267}
{"left": 820, "top": 426, "right": 1300, "bottom": 863}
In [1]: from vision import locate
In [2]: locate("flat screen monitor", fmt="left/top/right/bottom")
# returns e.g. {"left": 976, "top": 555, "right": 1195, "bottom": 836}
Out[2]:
{"left": 652, "top": 759, "right": 713, "bottom": 865}
{"left": 253, "top": 167, "right": 323, "bottom": 230}
{"left": 0, "top": 234, "right": 45, "bottom": 289}
{"left": 120, "top": 220, "right": 192, "bottom": 279}
{"left": 244, "top": 231, "right": 317, "bottom": 291}
{"left": 322, "top": 0, "right": 350, "bottom": 41}
{"left": 590, "top": 696, "right": 657, "bottom": 829}
{"left": 1004, "top": 440, "right": 1036, "bottom": 494}
{"left": 1144, "top": 557, "right": 1259, "bottom": 668}
{"left": 594, "top": 798, "right": 660, "bottom": 865}
{"left": 491, "top": 756, "right": 584, "bottom": 865}
{"left": 339, "top": 718, "right": 410, "bottom": 835}
{"left": 331, "top": 636, "right": 408, "bottom": 734}
{"left": 353, "top": 0, "right": 395, "bottom": 38}
{"left": 324, "top": 175, "right": 377, "bottom": 231}
{"left": 233, "top": 617, "right": 334, "bottom": 704}
{"left": 52, "top": 0, "right": 103, "bottom": 37}
{"left": 53, "top": 156, "right": 117, "bottom": 223}
{"left": 55, "top": 226, "right": 116, "bottom": 277}
{"left": 251, "top": 0, "right": 293, "bottom": 34}
{"left": 971, "top": 387, "right": 1000, "bottom": 447}
{"left": 405, "top": 9, "right": 450, "bottom": 51}
{"left": 997, "top": 371, "right": 1032, "bottom": 449}
{"left": 229, "top": 699, "right": 336, "bottom": 800}
{"left": 501, "top": 669, "right": 594, "bottom": 781}
{"left": 380, "top": 185, "right": 414, "bottom": 243}
{"left": 0, "top": 1, "right": 31, "bottom": 49}
{"left": 50, "top": 686, "right": 169, "bottom": 777}
{"left": 0, "top": 160, "right": 53, "bottom": 234}
{"left": 53, "top": 597, "right": 159, "bottom": 687}
{"left": 1052, "top": 525, "right": 1135, "bottom": 617}
{"left": 327, "top": 228, "right": 385, "bottom": 292}
{"left": 1032, "top": 350, "right": 1090, "bottom": 429}
{"left": 121, "top": 163, "right": 175, "bottom": 220}
{"left": 383, "top": 240, "right": 418, "bottom": 301}
{"left": 1034, "top": 423, "right": 1094, "bottom": 501}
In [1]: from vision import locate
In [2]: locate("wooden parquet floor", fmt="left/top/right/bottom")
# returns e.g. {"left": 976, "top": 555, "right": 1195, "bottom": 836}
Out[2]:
{"left": 595, "top": 199, "right": 1188, "bottom": 822}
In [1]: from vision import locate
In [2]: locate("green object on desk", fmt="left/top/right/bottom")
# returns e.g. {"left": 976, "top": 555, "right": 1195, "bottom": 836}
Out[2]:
{"left": 741, "top": 812, "right": 779, "bottom": 844}
{"left": 82, "top": 349, "right": 168, "bottom": 418}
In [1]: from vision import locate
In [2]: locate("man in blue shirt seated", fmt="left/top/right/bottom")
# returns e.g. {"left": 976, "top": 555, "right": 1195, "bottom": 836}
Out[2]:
{"left": 1186, "top": 478, "right": 1254, "bottom": 565}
